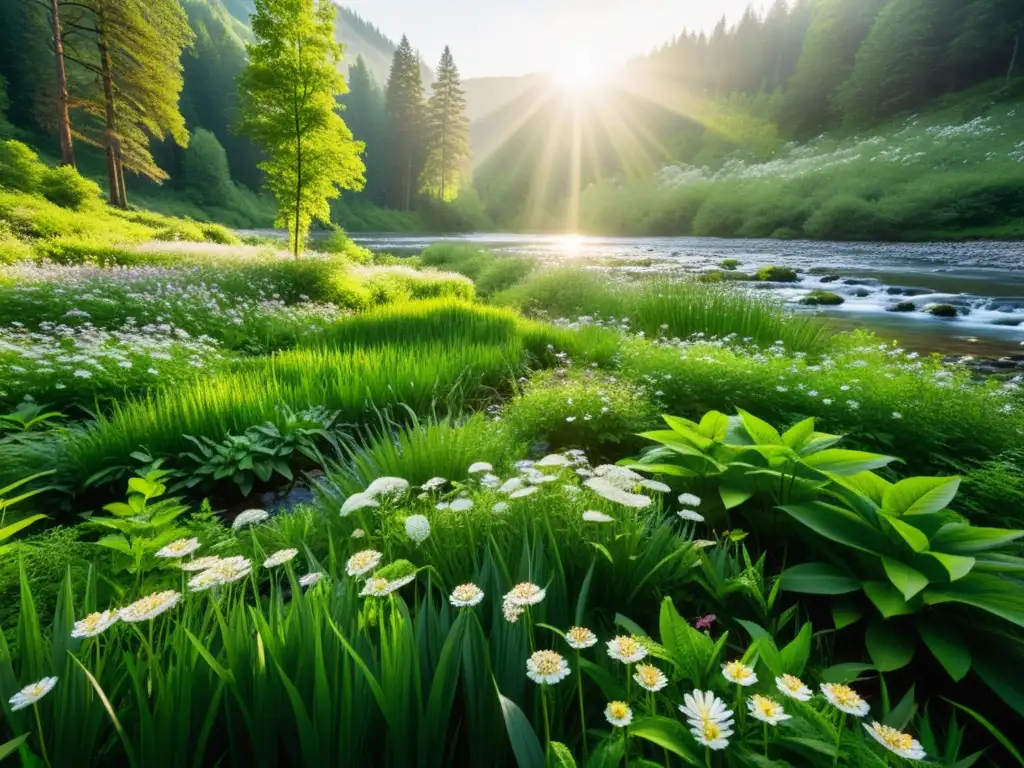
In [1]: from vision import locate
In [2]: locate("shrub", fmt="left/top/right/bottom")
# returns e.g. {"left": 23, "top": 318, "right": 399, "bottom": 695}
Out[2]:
{"left": 39, "top": 166, "right": 102, "bottom": 209}
{"left": 316, "top": 226, "right": 373, "bottom": 263}
{"left": 30, "top": 236, "right": 139, "bottom": 265}
{"left": 0, "top": 139, "right": 45, "bottom": 193}
{"left": 803, "top": 195, "right": 890, "bottom": 240}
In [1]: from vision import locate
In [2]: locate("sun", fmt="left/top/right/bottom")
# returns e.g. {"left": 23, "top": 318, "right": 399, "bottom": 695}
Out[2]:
{"left": 557, "top": 48, "right": 601, "bottom": 89}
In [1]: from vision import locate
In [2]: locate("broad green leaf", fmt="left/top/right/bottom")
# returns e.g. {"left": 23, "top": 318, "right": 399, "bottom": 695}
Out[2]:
{"left": 803, "top": 448, "right": 898, "bottom": 475}
{"left": 917, "top": 617, "right": 970, "bottom": 682}
{"left": 882, "top": 476, "right": 960, "bottom": 517}
{"left": 737, "top": 409, "right": 784, "bottom": 445}
{"left": 885, "top": 685, "right": 917, "bottom": 731}
{"left": 880, "top": 515, "right": 929, "bottom": 553}
{"left": 862, "top": 581, "right": 914, "bottom": 618}
{"left": 821, "top": 663, "right": 873, "bottom": 684}
{"left": 586, "top": 738, "right": 624, "bottom": 768}
{"left": 923, "top": 573, "right": 1024, "bottom": 627}
{"left": 778, "top": 501, "right": 891, "bottom": 555}
{"left": 659, "top": 597, "right": 712, "bottom": 685}
{"left": 834, "top": 470, "right": 892, "bottom": 505}
{"left": 881, "top": 557, "right": 929, "bottom": 600}
{"left": 697, "top": 410, "right": 729, "bottom": 440}
{"left": 496, "top": 688, "right": 546, "bottom": 768}
{"left": 780, "top": 562, "right": 860, "bottom": 594}
{"left": 781, "top": 417, "right": 815, "bottom": 450}
{"left": 831, "top": 599, "right": 863, "bottom": 630}
{"left": 779, "top": 622, "right": 812, "bottom": 676}
{"left": 0, "top": 514, "right": 46, "bottom": 544}
{"left": 549, "top": 742, "right": 576, "bottom": 768}
{"left": 923, "top": 551, "right": 975, "bottom": 582}
{"left": 0, "top": 734, "right": 29, "bottom": 761}
{"left": 735, "top": 619, "right": 771, "bottom": 642}
{"left": 930, "top": 524, "right": 1024, "bottom": 554}
{"left": 630, "top": 716, "right": 702, "bottom": 766}
{"left": 798, "top": 432, "right": 844, "bottom": 456}
{"left": 95, "top": 534, "right": 133, "bottom": 555}
{"left": 865, "top": 619, "right": 916, "bottom": 671}
{"left": 719, "top": 485, "right": 754, "bottom": 510}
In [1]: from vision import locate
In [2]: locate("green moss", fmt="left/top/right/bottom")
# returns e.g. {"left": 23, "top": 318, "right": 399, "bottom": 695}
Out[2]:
{"left": 755, "top": 265, "right": 799, "bottom": 282}
{"left": 801, "top": 290, "right": 845, "bottom": 306}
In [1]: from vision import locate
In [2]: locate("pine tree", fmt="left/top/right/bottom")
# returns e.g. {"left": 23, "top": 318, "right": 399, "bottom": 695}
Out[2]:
{"left": 342, "top": 55, "right": 387, "bottom": 204}
{"left": 836, "top": 0, "right": 943, "bottom": 126}
{"left": 384, "top": 35, "right": 426, "bottom": 210}
{"left": 237, "top": 0, "right": 365, "bottom": 258}
{"left": 420, "top": 46, "right": 471, "bottom": 202}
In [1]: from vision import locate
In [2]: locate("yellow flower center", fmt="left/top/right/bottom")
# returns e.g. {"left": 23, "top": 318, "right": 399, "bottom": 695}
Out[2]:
{"left": 873, "top": 723, "right": 914, "bottom": 750}
{"left": 830, "top": 684, "right": 862, "bottom": 707}
{"left": 780, "top": 674, "right": 804, "bottom": 692}
{"left": 532, "top": 651, "right": 564, "bottom": 675}
{"left": 753, "top": 695, "right": 779, "bottom": 717}
{"left": 367, "top": 577, "right": 389, "bottom": 593}
{"left": 510, "top": 582, "right": 541, "bottom": 600}
{"left": 567, "top": 627, "right": 593, "bottom": 643}
{"left": 453, "top": 584, "right": 479, "bottom": 601}
{"left": 636, "top": 664, "right": 662, "bottom": 686}
{"left": 702, "top": 720, "right": 721, "bottom": 740}
{"left": 609, "top": 701, "right": 629, "bottom": 719}
{"left": 724, "top": 661, "right": 752, "bottom": 681}
{"left": 616, "top": 637, "right": 640, "bottom": 656}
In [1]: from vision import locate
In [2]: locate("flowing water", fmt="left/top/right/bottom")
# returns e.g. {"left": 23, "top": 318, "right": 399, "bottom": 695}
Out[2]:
{"left": 352, "top": 233, "right": 1024, "bottom": 358}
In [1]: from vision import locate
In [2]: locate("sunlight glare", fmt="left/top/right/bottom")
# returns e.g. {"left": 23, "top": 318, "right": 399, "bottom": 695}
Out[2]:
{"left": 558, "top": 47, "right": 600, "bottom": 89}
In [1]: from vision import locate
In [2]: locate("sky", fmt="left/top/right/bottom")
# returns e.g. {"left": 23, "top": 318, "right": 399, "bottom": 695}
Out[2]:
{"left": 339, "top": 0, "right": 767, "bottom": 79}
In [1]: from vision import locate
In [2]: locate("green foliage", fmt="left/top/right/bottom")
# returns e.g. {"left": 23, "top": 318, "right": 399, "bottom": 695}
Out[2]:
{"left": 315, "top": 226, "right": 373, "bottom": 263}
{"left": 384, "top": 35, "right": 426, "bottom": 211}
{"left": 38, "top": 166, "right": 103, "bottom": 210}
{"left": 0, "top": 140, "right": 45, "bottom": 193}
{"left": 181, "top": 128, "right": 237, "bottom": 208}
{"left": 756, "top": 266, "right": 799, "bottom": 282}
{"left": 420, "top": 242, "right": 537, "bottom": 296}
{"left": 420, "top": 47, "right": 472, "bottom": 202}
{"left": 238, "top": 0, "right": 366, "bottom": 256}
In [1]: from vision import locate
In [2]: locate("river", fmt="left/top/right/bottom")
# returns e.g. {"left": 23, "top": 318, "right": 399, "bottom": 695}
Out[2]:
{"left": 350, "top": 233, "right": 1024, "bottom": 358}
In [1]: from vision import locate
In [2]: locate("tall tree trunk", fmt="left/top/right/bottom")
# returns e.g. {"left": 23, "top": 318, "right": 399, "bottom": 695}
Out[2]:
{"left": 115, "top": 154, "right": 128, "bottom": 207}
{"left": 1009, "top": 32, "right": 1021, "bottom": 84}
{"left": 97, "top": 35, "right": 125, "bottom": 208}
{"left": 50, "top": 0, "right": 75, "bottom": 167}
{"left": 294, "top": 134, "right": 302, "bottom": 259}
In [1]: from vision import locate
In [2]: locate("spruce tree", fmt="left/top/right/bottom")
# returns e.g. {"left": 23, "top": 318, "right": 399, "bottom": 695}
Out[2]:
{"left": 420, "top": 46, "right": 471, "bottom": 202}
{"left": 384, "top": 35, "right": 426, "bottom": 210}
{"left": 342, "top": 55, "right": 387, "bottom": 204}
{"left": 237, "top": 0, "right": 366, "bottom": 258}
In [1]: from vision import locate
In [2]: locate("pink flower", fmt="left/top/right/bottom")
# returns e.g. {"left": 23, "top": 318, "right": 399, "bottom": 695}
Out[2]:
{"left": 695, "top": 614, "right": 717, "bottom": 631}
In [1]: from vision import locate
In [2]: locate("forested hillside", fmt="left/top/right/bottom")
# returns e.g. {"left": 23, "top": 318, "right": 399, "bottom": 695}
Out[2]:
{"left": 475, "top": 0, "right": 1024, "bottom": 236}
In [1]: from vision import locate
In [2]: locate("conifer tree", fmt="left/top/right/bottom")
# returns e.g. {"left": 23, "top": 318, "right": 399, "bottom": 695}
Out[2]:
{"left": 420, "top": 46, "right": 471, "bottom": 202}
{"left": 237, "top": 0, "right": 365, "bottom": 258}
{"left": 384, "top": 35, "right": 426, "bottom": 210}
{"left": 342, "top": 55, "right": 387, "bottom": 204}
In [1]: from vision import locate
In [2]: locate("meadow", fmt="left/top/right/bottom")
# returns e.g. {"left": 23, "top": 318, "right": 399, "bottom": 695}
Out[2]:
{"left": 2, "top": 163, "right": 1024, "bottom": 767}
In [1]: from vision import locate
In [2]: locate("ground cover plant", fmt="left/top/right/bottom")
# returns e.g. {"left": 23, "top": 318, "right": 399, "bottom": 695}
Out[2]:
{"left": 2, "top": 212, "right": 1024, "bottom": 767}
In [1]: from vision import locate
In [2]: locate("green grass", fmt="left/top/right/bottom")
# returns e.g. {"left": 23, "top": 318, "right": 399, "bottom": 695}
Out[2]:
{"left": 419, "top": 243, "right": 537, "bottom": 296}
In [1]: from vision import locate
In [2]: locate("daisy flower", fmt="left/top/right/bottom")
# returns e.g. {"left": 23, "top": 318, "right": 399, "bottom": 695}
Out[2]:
{"left": 640, "top": 479, "right": 671, "bottom": 493}
{"left": 502, "top": 599, "right": 525, "bottom": 623}
{"left": 605, "top": 701, "right": 633, "bottom": 727}
{"left": 8, "top": 677, "right": 58, "bottom": 711}
{"left": 346, "top": 549, "right": 383, "bottom": 577}
{"left": 264, "top": 548, "right": 298, "bottom": 568}
{"left": 351, "top": 528, "right": 366, "bottom": 538}
{"left": 359, "top": 577, "right": 391, "bottom": 597}
{"left": 691, "top": 717, "right": 732, "bottom": 751}
{"left": 584, "top": 477, "right": 651, "bottom": 508}
{"left": 863, "top": 721, "right": 926, "bottom": 760}
{"left": 536, "top": 454, "right": 571, "bottom": 467}
{"left": 381, "top": 574, "right": 416, "bottom": 594}
{"left": 232, "top": 509, "right": 269, "bottom": 530}
{"left": 499, "top": 477, "right": 525, "bottom": 494}
{"left": 582, "top": 510, "right": 614, "bottom": 523}
{"left": 365, "top": 477, "right": 410, "bottom": 498}
{"left": 820, "top": 683, "right": 871, "bottom": 717}
{"left": 747, "top": 695, "right": 791, "bottom": 726}
{"left": 775, "top": 674, "right": 812, "bottom": 701}
{"left": 71, "top": 610, "right": 118, "bottom": 639}
{"left": 492, "top": 502, "right": 509, "bottom": 514}
{"left": 155, "top": 538, "right": 200, "bottom": 559}
{"left": 509, "top": 486, "right": 538, "bottom": 499}
{"left": 299, "top": 572, "right": 324, "bottom": 588}
{"left": 405, "top": 514, "right": 431, "bottom": 543}
{"left": 679, "top": 690, "right": 733, "bottom": 727}
{"left": 504, "top": 582, "right": 546, "bottom": 606}
{"left": 421, "top": 476, "right": 447, "bottom": 491}
{"left": 633, "top": 663, "right": 668, "bottom": 692}
{"left": 468, "top": 462, "right": 493, "bottom": 474}
{"left": 119, "top": 591, "right": 181, "bottom": 622}
{"left": 449, "top": 583, "right": 485, "bottom": 607}
{"left": 565, "top": 626, "right": 598, "bottom": 649}
{"left": 606, "top": 635, "right": 648, "bottom": 664}
{"left": 677, "top": 509, "right": 705, "bottom": 522}
{"left": 526, "top": 650, "right": 571, "bottom": 684}
{"left": 188, "top": 557, "right": 252, "bottom": 592}
{"left": 341, "top": 493, "right": 379, "bottom": 516}
{"left": 722, "top": 660, "right": 757, "bottom": 686}
{"left": 449, "top": 498, "right": 474, "bottom": 512}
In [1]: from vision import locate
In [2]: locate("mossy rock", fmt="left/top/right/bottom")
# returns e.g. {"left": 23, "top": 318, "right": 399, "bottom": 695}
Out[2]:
{"left": 852, "top": 289, "right": 871, "bottom": 298}
{"left": 886, "top": 301, "right": 916, "bottom": 312}
{"left": 819, "top": 275, "right": 841, "bottom": 283}
{"left": 720, "top": 258, "right": 741, "bottom": 271}
{"left": 801, "top": 290, "right": 845, "bottom": 306}
{"left": 926, "top": 304, "right": 959, "bottom": 318}
{"left": 755, "top": 265, "right": 799, "bottom": 282}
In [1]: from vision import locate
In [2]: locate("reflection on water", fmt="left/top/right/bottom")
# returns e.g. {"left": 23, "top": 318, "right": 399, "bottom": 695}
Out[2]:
{"left": 344, "top": 232, "right": 1024, "bottom": 356}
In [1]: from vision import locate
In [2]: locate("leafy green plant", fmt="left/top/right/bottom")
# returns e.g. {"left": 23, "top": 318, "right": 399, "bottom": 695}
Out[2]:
{"left": 0, "top": 472, "right": 54, "bottom": 561}
{"left": 90, "top": 469, "right": 191, "bottom": 587}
